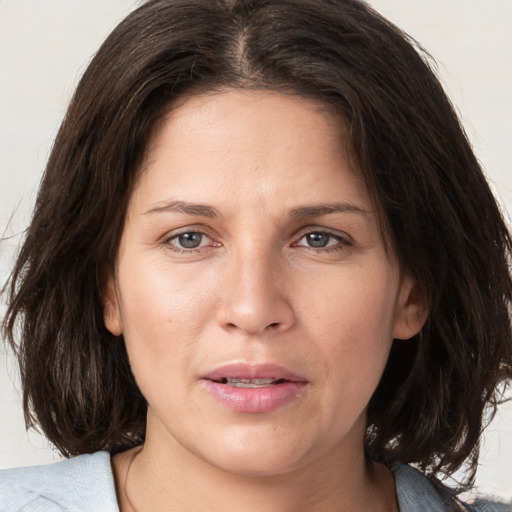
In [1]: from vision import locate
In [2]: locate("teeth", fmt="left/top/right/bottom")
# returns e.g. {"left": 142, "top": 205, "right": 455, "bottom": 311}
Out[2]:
{"left": 224, "top": 378, "right": 277, "bottom": 388}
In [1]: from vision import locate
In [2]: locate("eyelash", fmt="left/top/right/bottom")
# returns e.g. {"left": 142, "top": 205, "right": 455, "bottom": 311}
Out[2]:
{"left": 293, "top": 230, "right": 352, "bottom": 253}
{"left": 163, "top": 228, "right": 217, "bottom": 254}
{"left": 163, "top": 228, "right": 351, "bottom": 254}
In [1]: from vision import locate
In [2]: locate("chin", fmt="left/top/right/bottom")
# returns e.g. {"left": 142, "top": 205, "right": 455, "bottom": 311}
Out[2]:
{"left": 210, "top": 449, "right": 308, "bottom": 478}
{"left": 193, "top": 425, "right": 323, "bottom": 478}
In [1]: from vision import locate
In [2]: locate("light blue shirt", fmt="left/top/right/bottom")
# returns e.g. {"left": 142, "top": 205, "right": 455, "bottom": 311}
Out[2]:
{"left": 0, "top": 452, "right": 509, "bottom": 511}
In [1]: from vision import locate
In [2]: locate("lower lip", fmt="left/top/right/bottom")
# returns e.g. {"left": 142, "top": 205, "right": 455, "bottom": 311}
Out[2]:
{"left": 203, "top": 380, "right": 307, "bottom": 413}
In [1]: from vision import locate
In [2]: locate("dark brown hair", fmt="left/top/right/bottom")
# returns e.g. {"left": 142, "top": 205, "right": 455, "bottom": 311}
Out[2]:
{"left": 3, "top": 0, "right": 511, "bottom": 487}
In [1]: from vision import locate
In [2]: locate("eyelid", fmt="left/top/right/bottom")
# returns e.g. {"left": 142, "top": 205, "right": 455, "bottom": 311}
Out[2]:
{"left": 160, "top": 225, "right": 352, "bottom": 253}
{"left": 291, "top": 226, "right": 353, "bottom": 252}
{"left": 162, "top": 226, "right": 220, "bottom": 251}
{"left": 294, "top": 226, "right": 352, "bottom": 242}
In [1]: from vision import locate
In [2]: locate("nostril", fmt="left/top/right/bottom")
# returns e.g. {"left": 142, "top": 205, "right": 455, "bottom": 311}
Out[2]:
{"left": 267, "top": 322, "right": 280, "bottom": 330}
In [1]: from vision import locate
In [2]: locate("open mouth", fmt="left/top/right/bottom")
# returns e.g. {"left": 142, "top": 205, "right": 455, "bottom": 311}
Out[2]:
{"left": 203, "top": 363, "right": 306, "bottom": 385}
{"left": 202, "top": 363, "right": 308, "bottom": 412}
{"left": 212, "top": 378, "right": 289, "bottom": 388}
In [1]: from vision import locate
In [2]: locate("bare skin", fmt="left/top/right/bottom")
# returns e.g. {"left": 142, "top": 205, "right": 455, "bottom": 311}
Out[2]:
{"left": 105, "top": 89, "right": 426, "bottom": 512}
{"left": 113, "top": 442, "right": 399, "bottom": 512}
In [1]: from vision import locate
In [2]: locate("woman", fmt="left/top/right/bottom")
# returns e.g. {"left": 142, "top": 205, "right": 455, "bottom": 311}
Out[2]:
{"left": 1, "top": 0, "right": 511, "bottom": 510}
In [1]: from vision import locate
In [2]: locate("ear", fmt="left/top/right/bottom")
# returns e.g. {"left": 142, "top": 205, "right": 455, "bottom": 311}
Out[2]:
{"left": 393, "top": 274, "right": 428, "bottom": 340}
{"left": 102, "top": 273, "right": 123, "bottom": 336}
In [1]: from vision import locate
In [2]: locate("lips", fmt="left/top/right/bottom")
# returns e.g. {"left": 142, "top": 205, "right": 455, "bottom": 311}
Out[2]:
{"left": 204, "top": 363, "right": 305, "bottom": 383}
{"left": 202, "top": 363, "right": 308, "bottom": 413}
{"left": 214, "top": 378, "right": 285, "bottom": 387}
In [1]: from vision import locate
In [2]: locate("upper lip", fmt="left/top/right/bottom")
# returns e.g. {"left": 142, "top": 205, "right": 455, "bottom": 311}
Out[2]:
{"left": 202, "top": 363, "right": 307, "bottom": 383}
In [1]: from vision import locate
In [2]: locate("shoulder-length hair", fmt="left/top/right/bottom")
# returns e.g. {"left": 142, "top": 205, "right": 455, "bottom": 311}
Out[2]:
{"left": 3, "top": 0, "right": 511, "bottom": 485}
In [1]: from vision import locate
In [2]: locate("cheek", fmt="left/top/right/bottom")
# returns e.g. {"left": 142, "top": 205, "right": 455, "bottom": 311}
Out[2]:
{"left": 303, "top": 262, "right": 399, "bottom": 341}
{"left": 120, "top": 259, "right": 215, "bottom": 329}
{"left": 302, "top": 264, "right": 398, "bottom": 393}
{"left": 115, "top": 261, "right": 219, "bottom": 388}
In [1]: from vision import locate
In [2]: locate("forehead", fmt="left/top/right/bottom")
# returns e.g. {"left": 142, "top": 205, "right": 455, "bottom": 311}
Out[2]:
{"left": 144, "top": 88, "right": 348, "bottom": 164}
{"left": 132, "top": 89, "right": 371, "bottom": 215}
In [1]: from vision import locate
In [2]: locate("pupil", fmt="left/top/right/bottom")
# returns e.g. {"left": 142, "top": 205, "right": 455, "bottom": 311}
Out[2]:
{"left": 307, "top": 233, "right": 329, "bottom": 248}
{"left": 179, "top": 233, "right": 202, "bottom": 248}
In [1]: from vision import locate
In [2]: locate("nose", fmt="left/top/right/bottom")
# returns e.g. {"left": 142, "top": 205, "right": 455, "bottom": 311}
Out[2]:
{"left": 215, "top": 248, "right": 295, "bottom": 336}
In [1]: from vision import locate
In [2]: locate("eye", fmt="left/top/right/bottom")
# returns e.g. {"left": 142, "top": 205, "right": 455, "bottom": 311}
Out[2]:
{"left": 294, "top": 231, "right": 349, "bottom": 250}
{"left": 167, "top": 231, "right": 213, "bottom": 250}
{"left": 302, "top": 232, "right": 335, "bottom": 248}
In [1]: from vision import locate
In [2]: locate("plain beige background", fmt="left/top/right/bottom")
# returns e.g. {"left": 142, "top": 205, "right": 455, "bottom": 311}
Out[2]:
{"left": 1, "top": 0, "right": 511, "bottom": 501}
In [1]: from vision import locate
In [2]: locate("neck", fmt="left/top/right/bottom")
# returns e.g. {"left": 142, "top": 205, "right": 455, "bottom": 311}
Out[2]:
{"left": 113, "top": 417, "right": 398, "bottom": 512}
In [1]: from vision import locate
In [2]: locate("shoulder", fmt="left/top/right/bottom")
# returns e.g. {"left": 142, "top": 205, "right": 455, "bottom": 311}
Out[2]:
{"left": 0, "top": 451, "right": 119, "bottom": 512}
{"left": 393, "top": 463, "right": 511, "bottom": 512}
{"left": 466, "top": 499, "right": 512, "bottom": 512}
{"left": 393, "top": 463, "right": 452, "bottom": 511}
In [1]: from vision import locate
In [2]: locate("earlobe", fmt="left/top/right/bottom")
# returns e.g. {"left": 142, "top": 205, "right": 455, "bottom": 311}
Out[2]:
{"left": 102, "top": 275, "right": 123, "bottom": 336}
{"left": 393, "top": 275, "right": 428, "bottom": 340}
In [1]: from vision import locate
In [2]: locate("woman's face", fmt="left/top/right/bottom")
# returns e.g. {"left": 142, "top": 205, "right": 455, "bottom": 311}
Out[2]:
{"left": 104, "top": 89, "right": 425, "bottom": 476}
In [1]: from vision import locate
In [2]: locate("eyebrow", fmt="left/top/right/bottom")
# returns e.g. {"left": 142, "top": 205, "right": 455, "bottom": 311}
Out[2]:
{"left": 144, "top": 199, "right": 369, "bottom": 219}
{"left": 289, "top": 202, "right": 369, "bottom": 219}
{"left": 144, "top": 200, "right": 219, "bottom": 218}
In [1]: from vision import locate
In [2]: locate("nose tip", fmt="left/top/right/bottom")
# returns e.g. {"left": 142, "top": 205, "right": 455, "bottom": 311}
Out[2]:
{"left": 215, "top": 258, "right": 295, "bottom": 336}
{"left": 223, "top": 317, "right": 288, "bottom": 336}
